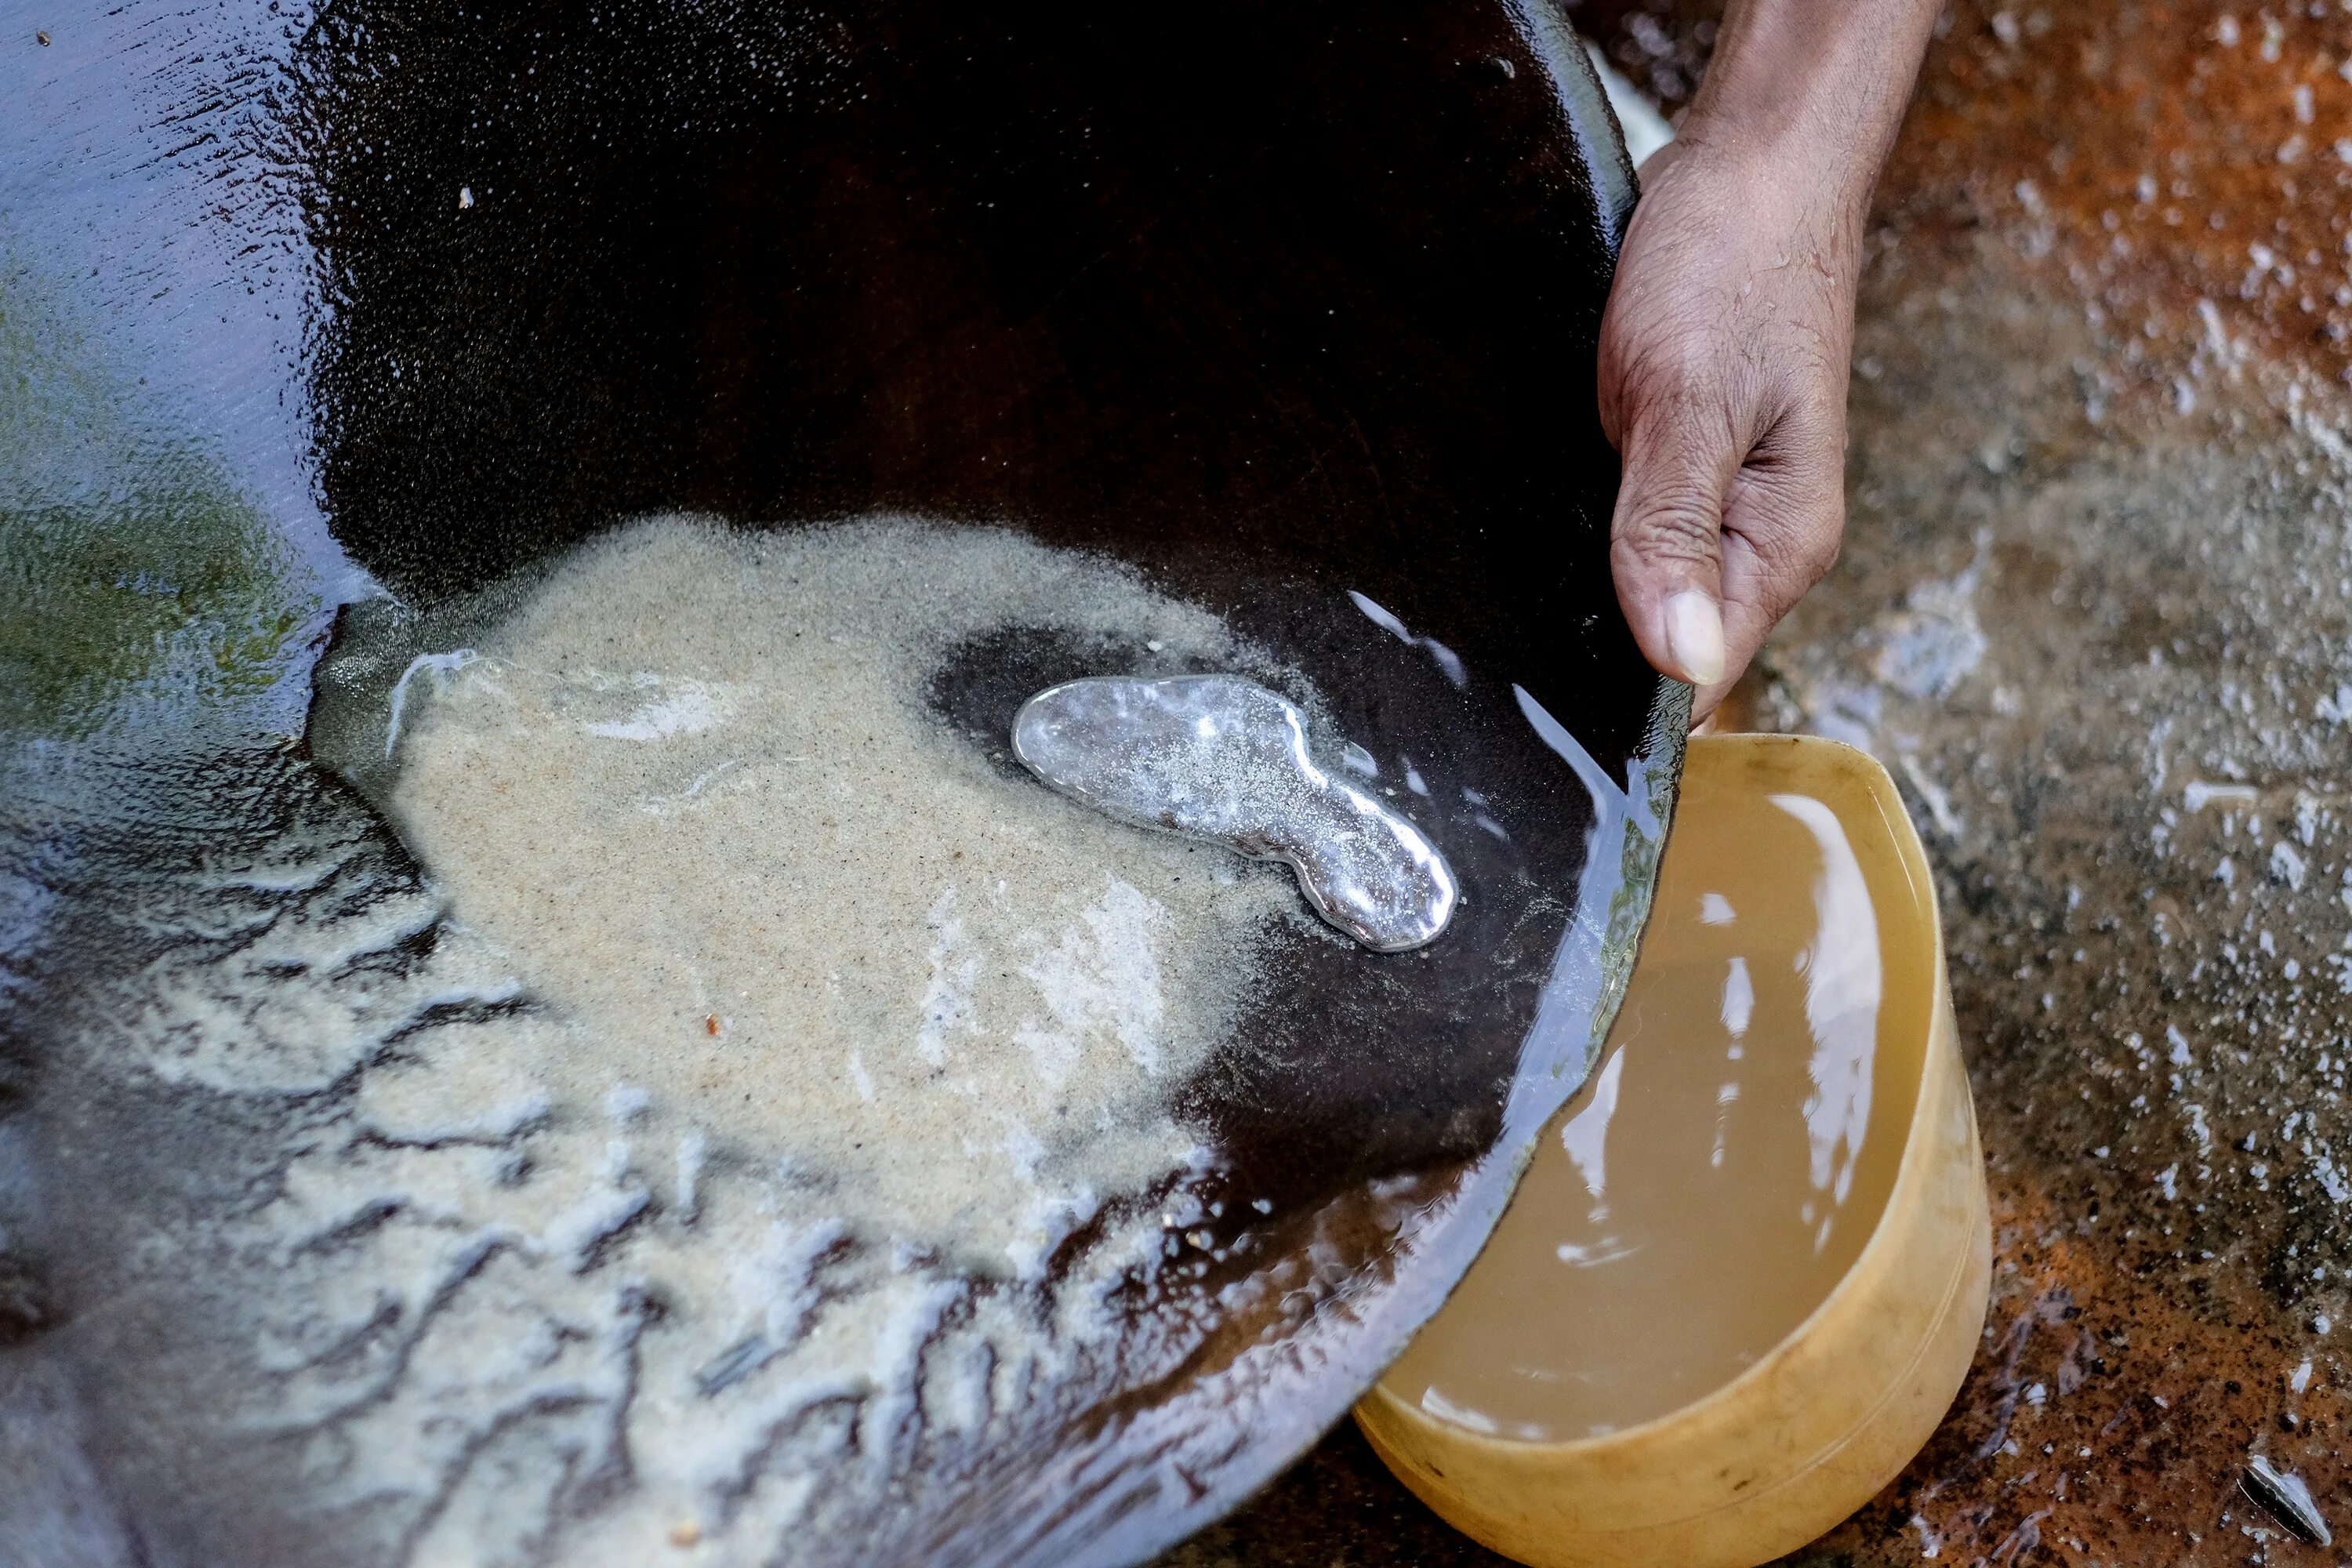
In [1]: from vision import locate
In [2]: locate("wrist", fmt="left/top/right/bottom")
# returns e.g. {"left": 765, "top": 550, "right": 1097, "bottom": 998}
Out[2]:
{"left": 1637, "top": 131, "right": 1870, "bottom": 278}
{"left": 1664, "top": 0, "right": 1940, "bottom": 227}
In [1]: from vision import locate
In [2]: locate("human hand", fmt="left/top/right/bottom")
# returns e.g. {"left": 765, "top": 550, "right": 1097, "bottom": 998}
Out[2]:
{"left": 1594, "top": 0, "right": 1939, "bottom": 717}
{"left": 1599, "top": 138, "right": 1859, "bottom": 715}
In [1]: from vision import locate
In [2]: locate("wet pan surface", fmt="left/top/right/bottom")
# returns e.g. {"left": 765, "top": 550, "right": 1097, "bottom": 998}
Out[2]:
{"left": 0, "top": 5, "right": 1681, "bottom": 1565}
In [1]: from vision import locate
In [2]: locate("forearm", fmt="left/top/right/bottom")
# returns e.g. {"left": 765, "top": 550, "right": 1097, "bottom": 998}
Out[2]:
{"left": 1671, "top": 0, "right": 1941, "bottom": 226}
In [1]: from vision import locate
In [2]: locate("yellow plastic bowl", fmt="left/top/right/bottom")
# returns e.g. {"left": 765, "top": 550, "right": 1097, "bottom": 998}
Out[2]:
{"left": 1355, "top": 734, "right": 1991, "bottom": 1568}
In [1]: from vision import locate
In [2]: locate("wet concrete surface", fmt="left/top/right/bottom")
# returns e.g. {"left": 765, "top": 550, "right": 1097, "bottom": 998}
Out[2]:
{"left": 1159, "top": 4, "right": 2352, "bottom": 1564}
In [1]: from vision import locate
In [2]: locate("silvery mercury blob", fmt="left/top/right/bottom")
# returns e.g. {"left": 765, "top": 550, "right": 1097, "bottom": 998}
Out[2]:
{"left": 1011, "top": 674, "right": 1458, "bottom": 953}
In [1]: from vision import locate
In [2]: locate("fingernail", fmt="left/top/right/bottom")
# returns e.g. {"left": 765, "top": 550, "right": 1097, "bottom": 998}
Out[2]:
{"left": 1664, "top": 590, "right": 1726, "bottom": 688}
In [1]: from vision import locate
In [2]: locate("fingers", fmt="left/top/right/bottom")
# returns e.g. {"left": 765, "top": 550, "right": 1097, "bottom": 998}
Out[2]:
{"left": 1712, "top": 392, "right": 1847, "bottom": 684}
{"left": 1607, "top": 365, "right": 1749, "bottom": 690}
{"left": 1609, "top": 363, "right": 1848, "bottom": 713}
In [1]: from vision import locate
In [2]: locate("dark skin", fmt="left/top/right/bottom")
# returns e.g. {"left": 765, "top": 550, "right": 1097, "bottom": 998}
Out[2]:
{"left": 1601, "top": 0, "right": 1944, "bottom": 715}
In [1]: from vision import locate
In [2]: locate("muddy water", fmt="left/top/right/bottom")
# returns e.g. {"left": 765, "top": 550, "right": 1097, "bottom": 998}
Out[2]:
{"left": 1381, "top": 757, "right": 1925, "bottom": 1441}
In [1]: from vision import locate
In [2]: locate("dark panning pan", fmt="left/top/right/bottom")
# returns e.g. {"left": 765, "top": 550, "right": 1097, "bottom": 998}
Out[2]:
{"left": 0, "top": 4, "right": 1683, "bottom": 1564}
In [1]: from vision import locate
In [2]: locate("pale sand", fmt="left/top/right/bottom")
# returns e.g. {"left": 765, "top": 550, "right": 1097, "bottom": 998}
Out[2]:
{"left": 67, "top": 516, "right": 1348, "bottom": 1559}
{"left": 379, "top": 515, "right": 1299, "bottom": 1273}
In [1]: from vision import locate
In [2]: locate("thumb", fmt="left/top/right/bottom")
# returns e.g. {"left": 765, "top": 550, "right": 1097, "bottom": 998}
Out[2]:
{"left": 1608, "top": 387, "right": 1743, "bottom": 689}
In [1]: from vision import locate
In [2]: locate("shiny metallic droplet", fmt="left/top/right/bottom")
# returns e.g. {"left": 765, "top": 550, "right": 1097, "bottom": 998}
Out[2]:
{"left": 1011, "top": 674, "right": 1457, "bottom": 953}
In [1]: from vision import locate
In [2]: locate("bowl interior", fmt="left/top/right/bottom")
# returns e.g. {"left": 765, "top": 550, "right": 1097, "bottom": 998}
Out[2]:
{"left": 1374, "top": 734, "right": 1944, "bottom": 1454}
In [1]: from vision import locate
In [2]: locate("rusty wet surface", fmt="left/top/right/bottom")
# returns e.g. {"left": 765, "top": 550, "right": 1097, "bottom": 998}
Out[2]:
{"left": 1740, "top": 260, "right": 2352, "bottom": 1568}
{"left": 1158, "top": 4, "right": 2352, "bottom": 1563}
